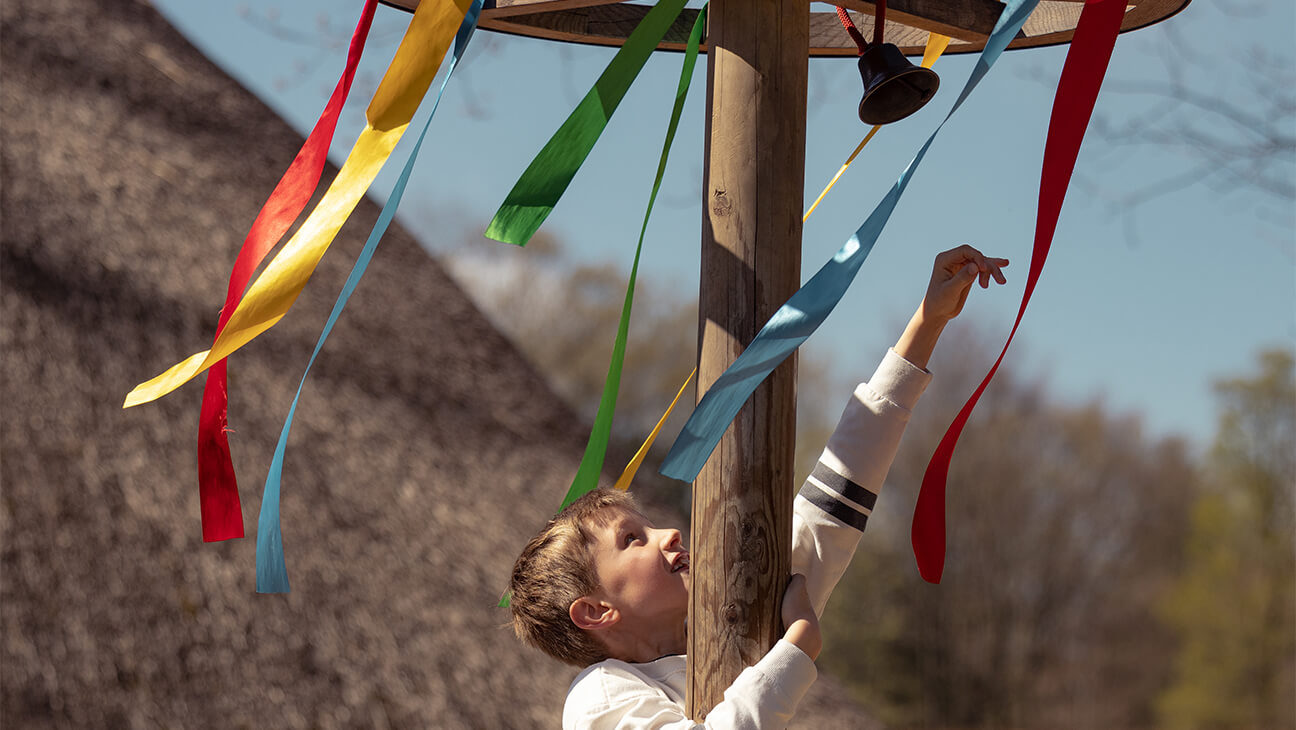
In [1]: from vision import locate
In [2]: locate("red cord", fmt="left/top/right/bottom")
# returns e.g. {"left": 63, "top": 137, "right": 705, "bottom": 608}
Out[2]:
{"left": 836, "top": 2, "right": 887, "bottom": 54}
{"left": 835, "top": 6, "right": 868, "bottom": 55}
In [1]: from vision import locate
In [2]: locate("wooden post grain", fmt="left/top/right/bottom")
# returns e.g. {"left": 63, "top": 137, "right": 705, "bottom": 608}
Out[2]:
{"left": 687, "top": 0, "right": 808, "bottom": 719}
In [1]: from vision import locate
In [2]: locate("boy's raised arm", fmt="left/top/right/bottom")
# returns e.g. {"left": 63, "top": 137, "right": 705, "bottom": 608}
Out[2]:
{"left": 793, "top": 245, "right": 1008, "bottom": 615}
{"left": 895, "top": 244, "right": 1008, "bottom": 369}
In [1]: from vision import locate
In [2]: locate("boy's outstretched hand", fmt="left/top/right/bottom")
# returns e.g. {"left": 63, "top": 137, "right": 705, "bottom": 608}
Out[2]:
{"left": 921, "top": 244, "right": 1009, "bottom": 322}
{"left": 895, "top": 245, "right": 1009, "bottom": 369}
{"left": 782, "top": 574, "right": 822, "bottom": 661}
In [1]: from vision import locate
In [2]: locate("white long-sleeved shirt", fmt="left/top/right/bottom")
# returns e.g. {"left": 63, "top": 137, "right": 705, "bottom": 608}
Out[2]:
{"left": 563, "top": 349, "right": 931, "bottom": 730}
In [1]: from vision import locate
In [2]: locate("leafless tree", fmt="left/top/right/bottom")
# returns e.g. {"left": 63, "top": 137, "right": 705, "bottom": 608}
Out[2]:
{"left": 235, "top": 0, "right": 501, "bottom": 120}
{"left": 1074, "top": 0, "right": 1295, "bottom": 249}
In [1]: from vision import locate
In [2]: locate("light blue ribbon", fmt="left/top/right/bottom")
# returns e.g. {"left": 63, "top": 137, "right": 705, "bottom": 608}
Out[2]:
{"left": 660, "top": 0, "right": 1041, "bottom": 483}
{"left": 257, "top": 0, "right": 484, "bottom": 593}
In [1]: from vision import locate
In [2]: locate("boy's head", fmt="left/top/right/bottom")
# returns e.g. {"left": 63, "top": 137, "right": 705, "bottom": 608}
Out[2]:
{"left": 509, "top": 488, "right": 690, "bottom": 667}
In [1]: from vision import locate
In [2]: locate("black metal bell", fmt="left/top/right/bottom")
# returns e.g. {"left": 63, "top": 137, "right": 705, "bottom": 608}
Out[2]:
{"left": 857, "top": 43, "right": 940, "bottom": 125}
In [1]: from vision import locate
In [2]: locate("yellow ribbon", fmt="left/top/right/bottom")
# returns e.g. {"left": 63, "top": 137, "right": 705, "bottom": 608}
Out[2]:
{"left": 923, "top": 33, "right": 952, "bottom": 69}
{"left": 125, "top": 0, "right": 471, "bottom": 408}
{"left": 612, "top": 32, "right": 951, "bottom": 489}
{"left": 803, "top": 125, "right": 882, "bottom": 221}
{"left": 613, "top": 368, "right": 695, "bottom": 491}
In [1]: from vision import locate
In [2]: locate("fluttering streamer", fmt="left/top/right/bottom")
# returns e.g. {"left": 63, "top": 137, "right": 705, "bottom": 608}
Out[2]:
{"left": 496, "top": 8, "right": 706, "bottom": 609}
{"left": 659, "top": 0, "right": 1041, "bottom": 484}
{"left": 195, "top": 0, "right": 379, "bottom": 543}
{"left": 913, "top": 0, "right": 1126, "bottom": 584}
{"left": 124, "top": 0, "right": 472, "bottom": 408}
{"left": 554, "top": 5, "right": 708, "bottom": 512}
{"left": 483, "top": 0, "right": 690, "bottom": 247}
{"left": 256, "top": 0, "right": 485, "bottom": 594}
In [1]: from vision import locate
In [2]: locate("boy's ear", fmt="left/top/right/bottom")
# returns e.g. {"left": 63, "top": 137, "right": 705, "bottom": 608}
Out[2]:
{"left": 569, "top": 596, "right": 619, "bottom": 632}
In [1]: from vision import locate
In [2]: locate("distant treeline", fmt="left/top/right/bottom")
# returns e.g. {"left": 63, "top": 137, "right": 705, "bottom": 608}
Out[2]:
{"left": 821, "top": 345, "right": 1294, "bottom": 730}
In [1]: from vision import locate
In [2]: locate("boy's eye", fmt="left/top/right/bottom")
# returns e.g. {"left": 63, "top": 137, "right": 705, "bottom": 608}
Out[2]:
{"left": 623, "top": 532, "right": 639, "bottom": 547}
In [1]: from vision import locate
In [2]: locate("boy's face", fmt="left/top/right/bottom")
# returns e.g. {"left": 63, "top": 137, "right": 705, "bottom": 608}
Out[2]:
{"left": 587, "top": 507, "right": 690, "bottom": 628}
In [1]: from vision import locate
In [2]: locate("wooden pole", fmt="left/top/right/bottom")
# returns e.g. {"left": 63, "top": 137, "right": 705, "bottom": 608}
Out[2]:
{"left": 688, "top": 0, "right": 808, "bottom": 719}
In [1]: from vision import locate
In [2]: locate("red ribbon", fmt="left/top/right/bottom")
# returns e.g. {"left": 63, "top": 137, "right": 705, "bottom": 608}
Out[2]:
{"left": 912, "top": 0, "right": 1126, "bottom": 582}
{"left": 196, "top": 0, "right": 378, "bottom": 542}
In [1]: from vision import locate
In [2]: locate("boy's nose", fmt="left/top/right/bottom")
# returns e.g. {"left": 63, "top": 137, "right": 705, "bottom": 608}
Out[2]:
{"left": 658, "top": 527, "right": 683, "bottom": 550}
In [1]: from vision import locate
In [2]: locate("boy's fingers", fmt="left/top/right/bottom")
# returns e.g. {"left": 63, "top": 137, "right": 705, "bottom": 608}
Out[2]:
{"left": 939, "top": 247, "right": 1010, "bottom": 287}
{"left": 938, "top": 245, "right": 977, "bottom": 270}
{"left": 983, "top": 258, "right": 1008, "bottom": 285}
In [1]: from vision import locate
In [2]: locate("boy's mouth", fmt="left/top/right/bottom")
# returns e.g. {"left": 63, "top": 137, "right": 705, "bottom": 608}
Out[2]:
{"left": 670, "top": 551, "right": 690, "bottom": 574}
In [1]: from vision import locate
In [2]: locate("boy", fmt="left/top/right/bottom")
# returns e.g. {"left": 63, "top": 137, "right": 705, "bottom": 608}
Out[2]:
{"left": 510, "top": 246, "right": 1009, "bottom": 728}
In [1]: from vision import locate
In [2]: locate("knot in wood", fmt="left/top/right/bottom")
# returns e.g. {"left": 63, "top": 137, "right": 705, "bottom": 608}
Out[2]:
{"left": 711, "top": 190, "right": 732, "bottom": 217}
{"left": 723, "top": 602, "right": 741, "bottom": 626}
{"left": 738, "top": 519, "right": 770, "bottom": 569}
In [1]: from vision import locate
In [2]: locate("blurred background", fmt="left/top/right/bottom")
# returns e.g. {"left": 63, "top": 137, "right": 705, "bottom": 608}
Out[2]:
{"left": 3, "top": 0, "right": 1293, "bottom": 727}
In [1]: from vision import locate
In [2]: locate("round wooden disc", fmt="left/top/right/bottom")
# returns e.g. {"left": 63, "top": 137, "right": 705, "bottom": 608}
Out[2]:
{"left": 379, "top": 0, "right": 1191, "bottom": 56}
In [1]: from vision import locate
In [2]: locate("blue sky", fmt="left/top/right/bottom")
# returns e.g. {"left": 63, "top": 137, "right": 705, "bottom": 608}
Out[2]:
{"left": 151, "top": 0, "right": 1294, "bottom": 450}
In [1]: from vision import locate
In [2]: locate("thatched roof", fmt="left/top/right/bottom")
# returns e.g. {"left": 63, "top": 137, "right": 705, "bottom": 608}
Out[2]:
{"left": 1, "top": 0, "right": 878, "bottom": 726}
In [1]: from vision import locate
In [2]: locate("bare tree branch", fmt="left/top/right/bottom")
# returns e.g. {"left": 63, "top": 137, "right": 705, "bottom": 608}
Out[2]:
{"left": 1034, "top": 2, "right": 1296, "bottom": 247}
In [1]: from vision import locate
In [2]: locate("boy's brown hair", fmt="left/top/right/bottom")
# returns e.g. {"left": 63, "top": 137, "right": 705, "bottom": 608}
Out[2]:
{"left": 509, "top": 488, "right": 639, "bottom": 667}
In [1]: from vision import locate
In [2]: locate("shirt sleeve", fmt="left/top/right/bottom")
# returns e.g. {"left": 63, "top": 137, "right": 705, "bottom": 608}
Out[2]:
{"left": 792, "top": 348, "right": 931, "bottom": 616}
{"left": 564, "top": 642, "right": 817, "bottom": 730}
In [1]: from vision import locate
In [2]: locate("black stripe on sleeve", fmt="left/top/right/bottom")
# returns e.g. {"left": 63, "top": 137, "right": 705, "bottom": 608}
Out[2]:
{"left": 799, "top": 483, "right": 870, "bottom": 532}
{"left": 809, "top": 462, "right": 878, "bottom": 511}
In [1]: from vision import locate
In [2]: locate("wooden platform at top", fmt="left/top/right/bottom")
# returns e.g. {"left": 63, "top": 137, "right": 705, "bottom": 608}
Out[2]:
{"left": 379, "top": 0, "right": 1191, "bottom": 56}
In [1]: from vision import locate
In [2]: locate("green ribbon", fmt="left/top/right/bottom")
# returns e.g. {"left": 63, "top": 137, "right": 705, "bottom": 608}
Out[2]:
{"left": 499, "top": 5, "right": 707, "bottom": 609}
{"left": 483, "top": 0, "right": 690, "bottom": 246}
{"left": 557, "top": 5, "right": 707, "bottom": 510}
